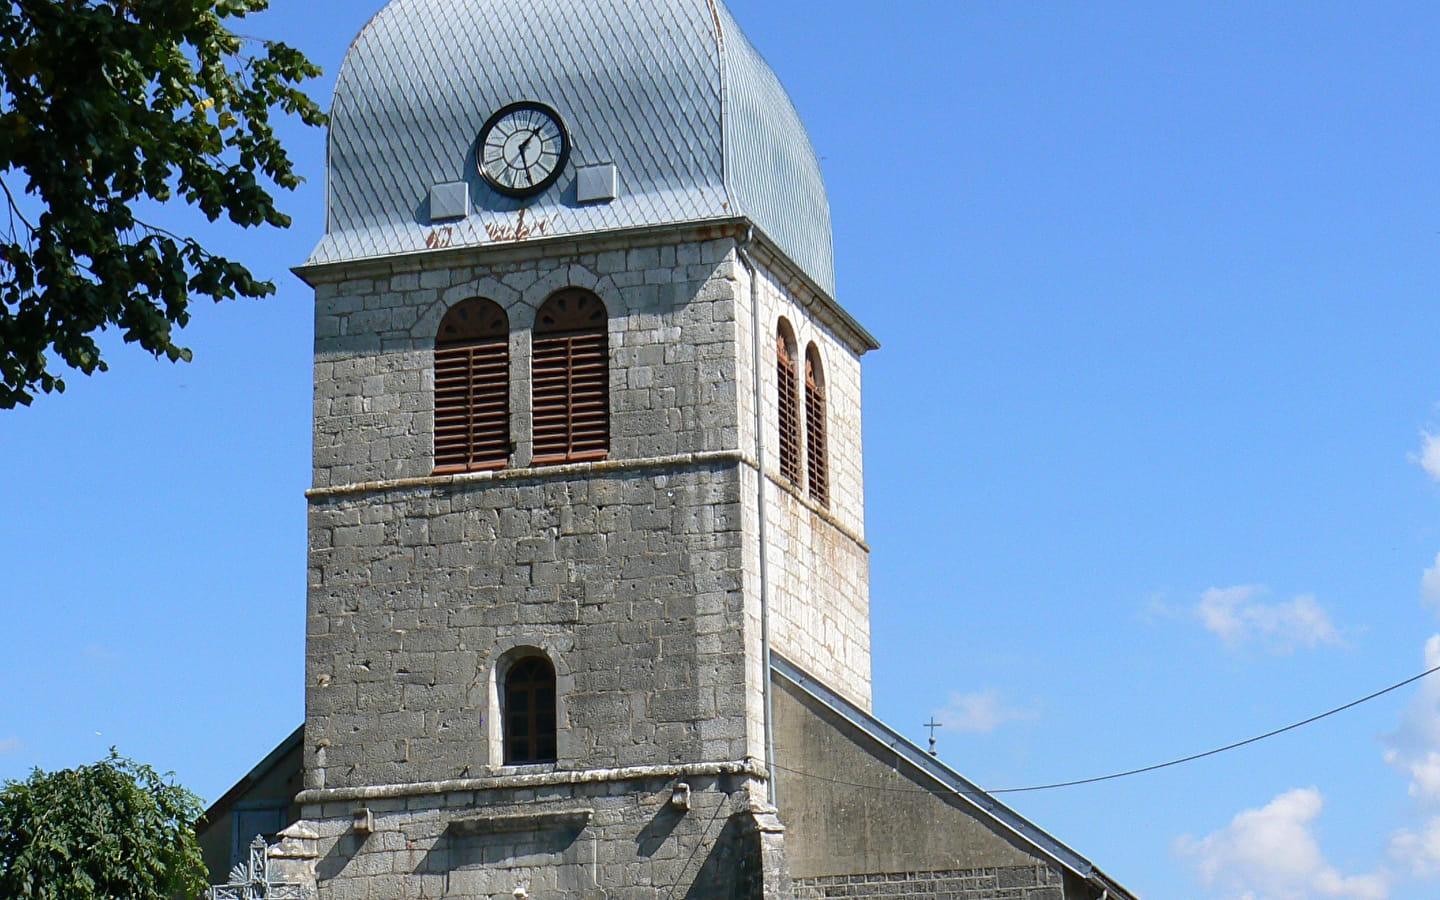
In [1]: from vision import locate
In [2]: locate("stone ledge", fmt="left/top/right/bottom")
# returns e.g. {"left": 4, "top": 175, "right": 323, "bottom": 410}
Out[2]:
{"left": 305, "top": 449, "right": 869, "bottom": 551}
{"left": 306, "top": 450, "right": 746, "bottom": 501}
{"left": 764, "top": 469, "right": 870, "bottom": 552}
{"left": 296, "top": 758, "right": 767, "bottom": 805}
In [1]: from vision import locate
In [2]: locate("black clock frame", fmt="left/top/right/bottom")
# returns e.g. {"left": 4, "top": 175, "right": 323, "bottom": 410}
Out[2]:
{"left": 476, "top": 101, "right": 571, "bottom": 199}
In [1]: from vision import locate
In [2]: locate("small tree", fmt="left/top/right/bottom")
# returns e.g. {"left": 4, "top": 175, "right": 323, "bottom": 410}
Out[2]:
{"left": 0, "top": 0, "right": 326, "bottom": 408}
{"left": 0, "top": 751, "right": 208, "bottom": 900}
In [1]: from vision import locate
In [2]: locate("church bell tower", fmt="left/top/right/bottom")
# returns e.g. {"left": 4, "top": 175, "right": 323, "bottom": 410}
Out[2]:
{"left": 291, "top": 0, "right": 878, "bottom": 896}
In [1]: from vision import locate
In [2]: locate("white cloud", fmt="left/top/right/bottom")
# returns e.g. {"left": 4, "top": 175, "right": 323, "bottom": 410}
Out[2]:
{"left": 1196, "top": 585, "right": 1342, "bottom": 652}
{"left": 1383, "top": 635, "right": 1440, "bottom": 807}
{"left": 1176, "top": 787, "right": 1389, "bottom": 900}
{"left": 1413, "top": 432, "right": 1440, "bottom": 483}
{"left": 1422, "top": 556, "right": 1440, "bottom": 611}
{"left": 0, "top": 737, "right": 22, "bottom": 754}
{"left": 1386, "top": 438, "right": 1440, "bottom": 885}
{"left": 1382, "top": 637, "right": 1440, "bottom": 885}
{"left": 1391, "top": 817, "right": 1440, "bottom": 878}
{"left": 935, "top": 690, "right": 1037, "bottom": 735}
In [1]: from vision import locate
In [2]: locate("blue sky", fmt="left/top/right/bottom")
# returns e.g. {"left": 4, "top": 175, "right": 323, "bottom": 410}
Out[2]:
{"left": 2, "top": 2, "right": 1439, "bottom": 898}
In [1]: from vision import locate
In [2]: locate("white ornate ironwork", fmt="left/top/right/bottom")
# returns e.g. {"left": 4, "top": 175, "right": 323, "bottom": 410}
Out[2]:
{"left": 209, "top": 835, "right": 310, "bottom": 900}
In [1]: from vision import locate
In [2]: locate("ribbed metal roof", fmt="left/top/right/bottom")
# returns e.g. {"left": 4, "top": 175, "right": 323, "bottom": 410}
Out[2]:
{"left": 307, "top": 0, "right": 836, "bottom": 298}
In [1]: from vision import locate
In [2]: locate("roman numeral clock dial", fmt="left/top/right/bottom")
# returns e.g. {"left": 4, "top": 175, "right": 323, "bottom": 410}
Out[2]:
{"left": 477, "top": 101, "right": 570, "bottom": 198}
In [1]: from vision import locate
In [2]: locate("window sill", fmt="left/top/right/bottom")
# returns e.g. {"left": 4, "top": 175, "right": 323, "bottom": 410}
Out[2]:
{"left": 433, "top": 460, "right": 508, "bottom": 475}
{"left": 492, "top": 762, "right": 557, "bottom": 776}
{"left": 530, "top": 449, "right": 609, "bottom": 466}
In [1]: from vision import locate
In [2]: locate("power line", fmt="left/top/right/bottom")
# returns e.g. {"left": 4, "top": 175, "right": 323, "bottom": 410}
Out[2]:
{"left": 991, "top": 661, "right": 1440, "bottom": 793}
{"left": 772, "top": 662, "right": 1440, "bottom": 797}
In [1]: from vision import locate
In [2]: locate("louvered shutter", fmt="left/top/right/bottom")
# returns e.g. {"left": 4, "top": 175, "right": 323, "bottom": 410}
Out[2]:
{"left": 805, "top": 352, "right": 829, "bottom": 507}
{"left": 533, "top": 290, "right": 609, "bottom": 465}
{"left": 434, "top": 299, "right": 510, "bottom": 472}
{"left": 777, "top": 332, "right": 802, "bottom": 485}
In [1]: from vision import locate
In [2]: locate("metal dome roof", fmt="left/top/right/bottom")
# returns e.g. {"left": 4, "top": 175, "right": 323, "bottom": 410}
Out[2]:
{"left": 307, "top": 0, "right": 836, "bottom": 298}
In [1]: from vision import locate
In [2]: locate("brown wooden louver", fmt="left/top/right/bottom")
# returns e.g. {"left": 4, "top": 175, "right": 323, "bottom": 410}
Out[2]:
{"left": 532, "top": 289, "right": 609, "bottom": 465}
{"left": 434, "top": 298, "right": 510, "bottom": 472}
{"left": 805, "top": 351, "right": 829, "bottom": 507}
{"left": 777, "top": 332, "right": 802, "bottom": 485}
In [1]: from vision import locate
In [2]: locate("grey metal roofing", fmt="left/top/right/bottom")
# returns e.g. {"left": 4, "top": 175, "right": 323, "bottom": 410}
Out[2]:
{"left": 308, "top": 0, "right": 836, "bottom": 298}
{"left": 772, "top": 655, "right": 1140, "bottom": 900}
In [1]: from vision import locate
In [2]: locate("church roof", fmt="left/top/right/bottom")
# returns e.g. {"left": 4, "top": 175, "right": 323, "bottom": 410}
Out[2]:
{"left": 307, "top": 0, "right": 837, "bottom": 298}
{"left": 772, "top": 656, "right": 1141, "bottom": 900}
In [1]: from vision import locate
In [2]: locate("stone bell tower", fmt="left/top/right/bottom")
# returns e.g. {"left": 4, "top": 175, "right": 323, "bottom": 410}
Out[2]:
{"left": 289, "top": 0, "right": 877, "bottom": 896}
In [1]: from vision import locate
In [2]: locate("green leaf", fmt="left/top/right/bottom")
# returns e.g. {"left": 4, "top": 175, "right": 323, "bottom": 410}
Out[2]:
{"left": 0, "top": 0, "right": 326, "bottom": 409}
{"left": 0, "top": 753, "right": 208, "bottom": 900}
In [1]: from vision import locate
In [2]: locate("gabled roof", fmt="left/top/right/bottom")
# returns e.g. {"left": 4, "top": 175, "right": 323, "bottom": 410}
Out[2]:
{"left": 309, "top": 0, "right": 836, "bottom": 299}
{"left": 771, "top": 655, "right": 1140, "bottom": 900}
{"left": 201, "top": 725, "right": 303, "bottom": 826}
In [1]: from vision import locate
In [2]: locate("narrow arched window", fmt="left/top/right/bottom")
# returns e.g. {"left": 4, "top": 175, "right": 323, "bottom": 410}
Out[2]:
{"left": 805, "top": 344, "right": 829, "bottom": 507}
{"left": 776, "top": 321, "right": 801, "bottom": 485}
{"left": 435, "top": 298, "right": 510, "bottom": 472}
{"left": 503, "top": 655, "right": 557, "bottom": 764}
{"left": 532, "top": 289, "right": 609, "bottom": 465}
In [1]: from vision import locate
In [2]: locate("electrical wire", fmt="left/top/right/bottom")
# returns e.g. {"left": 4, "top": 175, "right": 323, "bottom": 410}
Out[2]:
{"left": 772, "top": 662, "right": 1440, "bottom": 797}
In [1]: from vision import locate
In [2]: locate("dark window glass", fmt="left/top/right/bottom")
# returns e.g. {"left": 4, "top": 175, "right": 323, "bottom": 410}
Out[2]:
{"left": 504, "top": 656, "right": 557, "bottom": 764}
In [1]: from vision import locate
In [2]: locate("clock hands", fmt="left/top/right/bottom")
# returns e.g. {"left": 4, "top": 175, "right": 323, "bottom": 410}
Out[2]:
{"left": 509, "top": 131, "right": 540, "bottom": 187}
{"left": 516, "top": 131, "right": 535, "bottom": 166}
{"left": 477, "top": 102, "right": 569, "bottom": 197}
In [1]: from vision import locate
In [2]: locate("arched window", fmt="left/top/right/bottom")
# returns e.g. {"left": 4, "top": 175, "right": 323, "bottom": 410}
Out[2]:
{"left": 435, "top": 298, "right": 510, "bottom": 472}
{"left": 805, "top": 344, "right": 829, "bottom": 507}
{"left": 503, "top": 655, "right": 557, "bottom": 765}
{"left": 776, "top": 320, "right": 801, "bottom": 485}
{"left": 532, "top": 289, "right": 609, "bottom": 465}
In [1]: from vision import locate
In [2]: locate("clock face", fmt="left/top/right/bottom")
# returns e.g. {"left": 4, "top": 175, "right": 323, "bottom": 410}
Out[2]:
{"left": 477, "top": 101, "right": 570, "bottom": 198}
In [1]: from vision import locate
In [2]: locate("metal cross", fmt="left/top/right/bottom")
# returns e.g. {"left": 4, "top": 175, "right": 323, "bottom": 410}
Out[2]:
{"left": 209, "top": 835, "right": 310, "bottom": 900}
{"left": 924, "top": 718, "right": 943, "bottom": 757}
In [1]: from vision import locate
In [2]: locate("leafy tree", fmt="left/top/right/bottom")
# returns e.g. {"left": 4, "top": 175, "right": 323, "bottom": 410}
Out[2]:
{"left": 0, "top": 751, "right": 208, "bottom": 899}
{"left": 0, "top": 0, "right": 326, "bottom": 408}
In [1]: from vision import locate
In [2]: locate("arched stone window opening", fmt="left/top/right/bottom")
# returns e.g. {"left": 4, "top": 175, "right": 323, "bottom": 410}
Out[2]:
{"left": 503, "top": 655, "right": 557, "bottom": 765}
{"left": 805, "top": 344, "right": 829, "bottom": 507}
{"left": 532, "top": 289, "right": 609, "bottom": 465}
{"left": 776, "top": 320, "right": 802, "bottom": 486}
{"left": 434, "top": 298, "right": 510, "bottom": 472}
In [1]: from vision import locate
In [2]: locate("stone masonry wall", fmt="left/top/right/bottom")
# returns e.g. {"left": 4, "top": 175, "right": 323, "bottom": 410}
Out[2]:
{"left": 310, "top": 234, "right": 741, "bottom": 489}
{"left": 795, "top": 866, "right": 1065, "bottom": 900}
{"left": 735, "top": 257, "right": 872, "bottom": 709}
{"left": 306, "top": 463, "right": 752, "bottom": 790}
{"left": 301, "top": 228, "right": 880, "bottom": 896}
{"left": 297, "top": 775, "right": 773, "bottom": 900}
{"left": 736, "top": 263, "right": 866, "bottom": 540}
{"left": 305, "top": 231, "right": 765, "bottom": 791}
